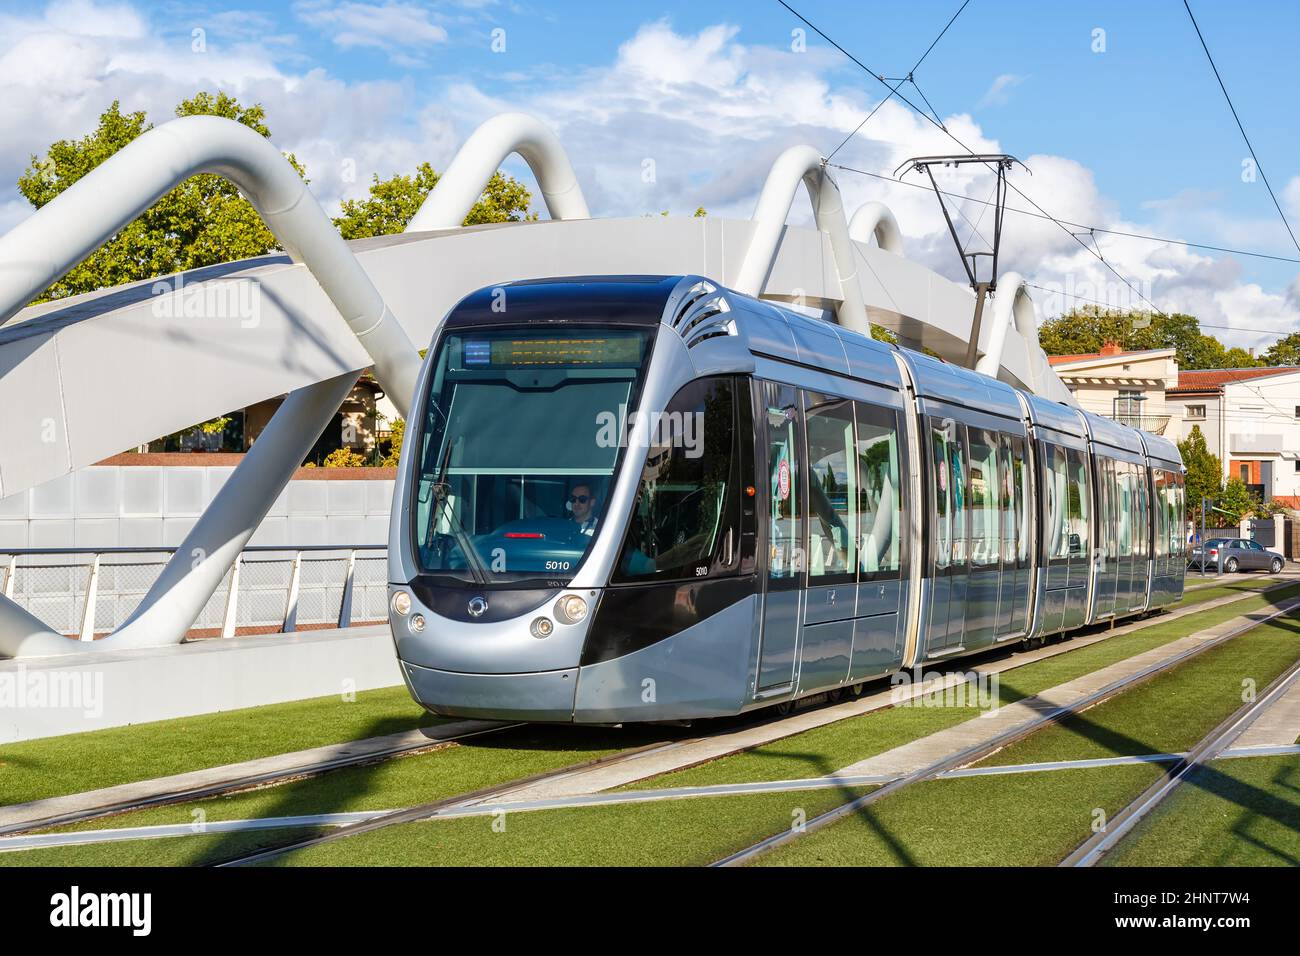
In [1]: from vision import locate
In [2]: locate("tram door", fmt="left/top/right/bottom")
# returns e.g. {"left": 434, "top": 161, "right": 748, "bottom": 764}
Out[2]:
{"left": 927, "top": 417, "right": 969, "bottom": 654}
{"left": 756, "top": 382, "right": 804, "bottom": 690}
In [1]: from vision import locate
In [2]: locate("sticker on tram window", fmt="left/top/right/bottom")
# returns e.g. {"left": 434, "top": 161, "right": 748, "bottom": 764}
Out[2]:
{"left": 777, "top": 459, "right": 791, "bottom": 501}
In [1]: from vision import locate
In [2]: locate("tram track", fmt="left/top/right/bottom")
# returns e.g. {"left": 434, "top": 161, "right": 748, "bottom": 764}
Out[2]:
{"left": 0, "top": 721, "right": 520, "bottom": 839}
{"left": 4, "top": 579, "right": 1295, "bottom": 862}
{"left": 712, "top": 596, "right": 1300, "bottom": 866}
{"left": 1060, "top": 651, "right": 1300, "bottom": 867}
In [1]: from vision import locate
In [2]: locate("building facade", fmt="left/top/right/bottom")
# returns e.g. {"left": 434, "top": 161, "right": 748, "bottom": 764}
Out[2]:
{"left": 1048, "top": 343, "right": 1179, "bottom": 435}
{"left": 1166, "top": 366, "right": 1300, "bottom": 504}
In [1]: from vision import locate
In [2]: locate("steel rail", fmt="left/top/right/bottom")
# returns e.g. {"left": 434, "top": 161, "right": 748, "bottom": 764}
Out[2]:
{"left": 1061, "top": 651, "right": 1300, "bottom": 867}
{"left": 712, "top": 597, "right": 1300, "bottom": 867}
{"left": 0, "top": 721, "right": 517, "bottom": 839}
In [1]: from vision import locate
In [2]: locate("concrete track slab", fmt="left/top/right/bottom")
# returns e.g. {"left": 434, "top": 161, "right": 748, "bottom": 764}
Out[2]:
{"left": 834, "top": 597, "right": 1300, "bottom": 779}
{"left": 0, "top": 718, "right": 500, "bottom": 833}
{"left": 1232, "top": 674, "right": 1300, "bottom": 750}
{"left": 470, "top": 587, "right": 1299, "bottom": 805}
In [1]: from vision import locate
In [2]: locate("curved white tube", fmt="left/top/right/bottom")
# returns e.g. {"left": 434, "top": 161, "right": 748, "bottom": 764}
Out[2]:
{"left": 974, "top": 272, "right": 1042, "bottom": 392}
{"left": 0, "top": 115, "right": 422, "bottom": 656}
{"left": 734, "top": 146, "right": 870, "bottom": 335}
{"left": 407, "top": 112, "right": 589, "bottom": 231}
{"left": 0, "top": 372, "right": 359, "bottom": 657}
{"left": 849, "top": 201, "right": 905, "bottom": 255}
{"left": 0, "top": 115, "right": 420, "bottom": 413}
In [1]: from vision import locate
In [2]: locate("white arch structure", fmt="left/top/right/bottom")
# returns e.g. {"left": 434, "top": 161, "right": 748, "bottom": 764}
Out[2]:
{"left": 0, "top": 113, "right": 1069, "bottom": 657}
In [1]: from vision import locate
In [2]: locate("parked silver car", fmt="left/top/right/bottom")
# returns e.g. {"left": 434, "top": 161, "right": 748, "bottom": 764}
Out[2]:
{"left": 1188, "top": 537, "right": 1285, "bottom": 573}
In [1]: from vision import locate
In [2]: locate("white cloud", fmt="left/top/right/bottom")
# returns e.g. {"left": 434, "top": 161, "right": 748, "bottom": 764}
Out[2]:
{"left": 292, "top": 1, "right": 448, "bottom": 60}
{"left": 0, "top": 7, "right": 1295, "bottom": 351}
{"left": 976, "top": 73, "right": 1025, "bottom": 109}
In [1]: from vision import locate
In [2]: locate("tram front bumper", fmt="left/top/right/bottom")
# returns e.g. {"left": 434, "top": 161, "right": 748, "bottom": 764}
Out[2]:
{"left": 402, "top": 660, "right": 579, "bottom": 722}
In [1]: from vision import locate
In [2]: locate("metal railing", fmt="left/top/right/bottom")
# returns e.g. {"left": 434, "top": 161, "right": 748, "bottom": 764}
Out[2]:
{"left": 0, "top": 545, "right": 388, "bottom": 641}
{"left": 1110, "top": 413, "right": 1171, "bottom": 435}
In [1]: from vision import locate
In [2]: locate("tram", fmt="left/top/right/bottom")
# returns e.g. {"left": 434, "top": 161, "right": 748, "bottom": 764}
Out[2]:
{"left": 386, "top": 275, "right": 1186, "bottom": 722}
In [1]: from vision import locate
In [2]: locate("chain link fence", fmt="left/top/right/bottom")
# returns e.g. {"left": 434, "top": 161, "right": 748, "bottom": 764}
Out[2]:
{"left": 0, "top": 545, "right": 388, "bottom": 640}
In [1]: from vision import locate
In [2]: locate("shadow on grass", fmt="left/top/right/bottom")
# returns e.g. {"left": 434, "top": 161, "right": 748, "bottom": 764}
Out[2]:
{"left": 750, "top": 590, "right": 1300, "bottom": 866}
{"left": 186, "top": 719, "right": 675, "bottom": 867}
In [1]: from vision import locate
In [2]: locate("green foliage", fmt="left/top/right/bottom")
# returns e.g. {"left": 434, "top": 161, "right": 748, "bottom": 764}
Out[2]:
{"left": 1261, "top": 331, "right": 1300, "bottom": 367}
{"left": 1215, "top": 477, "right": 1257, "bottom": 524}
{"left": 334, "top": 163, "right": 533, "bottom": 238}
{"left": 19, "top": 93, "right": 300, "bottom": 303}
{"left": 1177, "top": 426, "right": 1222, "bottom": 521}
{"left": 322, "top": 447, "right": 367, "bottom": 468}
{"left": 1037, "top": 307, "right": 1260, "bottom": 371}
{"left": 381, "top": 417, "right": 405, "bottom": 468}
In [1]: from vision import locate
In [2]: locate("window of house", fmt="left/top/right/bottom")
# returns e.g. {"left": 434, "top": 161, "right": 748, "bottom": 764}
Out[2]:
{"left": 1186, "top": 404, "right": 1206, "bottom": 420}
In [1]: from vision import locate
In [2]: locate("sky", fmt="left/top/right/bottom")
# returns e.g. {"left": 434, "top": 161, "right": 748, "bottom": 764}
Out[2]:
{"left": 1, "top": 0, "right": 1299, "bottom": 350}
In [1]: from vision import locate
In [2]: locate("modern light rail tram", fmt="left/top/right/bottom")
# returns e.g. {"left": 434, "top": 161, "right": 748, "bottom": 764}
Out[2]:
{"left": 387, "top": 275, "right": 1186, "bottom": 723}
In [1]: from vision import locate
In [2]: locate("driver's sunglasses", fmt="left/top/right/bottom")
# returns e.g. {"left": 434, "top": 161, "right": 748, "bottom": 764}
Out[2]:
{"left": 568, "top": 494, "right": 591, "bottom": 504}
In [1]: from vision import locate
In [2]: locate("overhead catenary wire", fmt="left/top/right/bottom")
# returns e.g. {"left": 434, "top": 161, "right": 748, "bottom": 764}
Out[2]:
{"left": 775, "top": 0, "right": 1173, "bottom": 321}
{"left": 1183, "top": 0, "right": 1300, "bottom": 257}
{"left": 824, "top": 0, "right": 971, "bottom": 161}
{"left": 828, "top": 162, "right": 1300, "bottom": 266}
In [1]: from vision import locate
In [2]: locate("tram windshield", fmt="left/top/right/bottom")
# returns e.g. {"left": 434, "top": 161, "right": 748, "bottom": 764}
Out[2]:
{"left": 411, "top": 325, "right": 653, "bottom": 586}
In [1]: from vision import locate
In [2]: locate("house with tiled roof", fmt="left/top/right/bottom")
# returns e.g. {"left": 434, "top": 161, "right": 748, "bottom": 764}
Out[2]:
{"left": 1047, "top": 342, "right": 1179, "bottom": 435}
{"left": 1166, "top": 365, "right": 1300, "bottom": 504}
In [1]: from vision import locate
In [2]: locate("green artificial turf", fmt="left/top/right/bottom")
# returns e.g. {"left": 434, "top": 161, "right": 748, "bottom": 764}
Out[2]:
{"left": 0, "top": 826, "right": 327, "bottom": 868}
{"left": 267, "top": 786, "right": 876, "bottom": 867}
{"left": 0, "top": 685, "right": 437, "bottom": 807}
{"left": 976, "top": 614, "right": 1300, "bottom": 767}
{"left": 624, "top": 587, "right": 1300, "bottom": 792}
{"left": 1105, "top": 754, "right": 1300, "bottom": 867}
{"left": 756, "top": 763, "right": 1163, "bottom": 866}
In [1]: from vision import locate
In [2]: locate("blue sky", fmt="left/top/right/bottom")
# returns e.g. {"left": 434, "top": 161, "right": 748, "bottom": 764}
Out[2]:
{"left": 1, "top": 0, "right": 1299, "bottom": 345}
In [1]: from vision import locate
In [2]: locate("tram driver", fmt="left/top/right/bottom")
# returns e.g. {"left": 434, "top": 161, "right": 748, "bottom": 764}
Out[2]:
{"left": 568, "top": 483, "right": 600, "bottom": 536}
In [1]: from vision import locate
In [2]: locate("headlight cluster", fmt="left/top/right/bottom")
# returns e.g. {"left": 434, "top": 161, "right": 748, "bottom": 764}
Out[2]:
{"left": 554, "top": 594, "right": 588, "bottom": 625}
{"left": 391, "top": 590, "right": 412, "bottom": 617}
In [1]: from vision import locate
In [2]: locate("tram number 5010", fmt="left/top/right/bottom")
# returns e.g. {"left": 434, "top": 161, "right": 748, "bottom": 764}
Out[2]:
{"left": 695, "top": 566, "right": 709, "bottom": 576}
{"left": 545, "top": 561, "right": 572, "bottom": 571}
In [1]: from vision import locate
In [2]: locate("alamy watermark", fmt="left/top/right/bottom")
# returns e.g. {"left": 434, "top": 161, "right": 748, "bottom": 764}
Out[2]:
{"left": 0, "top": 665, "right": 103, "bottom": 718}
{"left": 151, "top": 273, "right": 261, "bottom": 328}
{"left": 595, "top": 404, "right": 704, "bottom": 458}
{"left": 889, "top": 666, "right": 1001, "bottom": 714}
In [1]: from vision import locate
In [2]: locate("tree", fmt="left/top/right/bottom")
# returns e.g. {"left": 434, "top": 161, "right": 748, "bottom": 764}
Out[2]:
{"left": 333, "top": 163, "right": 533, "bottom": 239}
{"left": 1036, "top": 306, "right": 1260, "bottom": 370}
{"left": 1177, "top": 425, "right": 1222, "bottom": 522}
{"left": 381, "top": 417, "right": 405, "bottom": 468}
{"left": 1262, "top": 331, "right": 1300, "bottom": 367}
{"left": 1216, "top": 477, "right": 1257, "bottom": 525}
{"left": 18, "top": 93, "right": 300, "bottom": 303}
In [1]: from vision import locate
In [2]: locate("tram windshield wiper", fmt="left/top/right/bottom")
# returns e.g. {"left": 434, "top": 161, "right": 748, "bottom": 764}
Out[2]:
{"left": 431, "top": 483, "right": 490, "bottom": 586}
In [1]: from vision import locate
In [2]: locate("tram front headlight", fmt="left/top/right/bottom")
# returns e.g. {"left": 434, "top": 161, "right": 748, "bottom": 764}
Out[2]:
{"left": 530, "top": 616, "right": 554, "bottom": 639}
{"left": 409, "top": 613, "right": 426, "bottom": 633}
{"left": 391, "top": 590, "right": 412, "bottom": 617}
{"left": 554, "top": 594, "right": 588, "bottom": 625}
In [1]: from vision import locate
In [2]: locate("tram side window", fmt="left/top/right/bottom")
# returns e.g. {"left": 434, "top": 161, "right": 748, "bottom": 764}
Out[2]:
{"left": 1173, "top": 472, "right": 1187, "bottom": 558}
{"left": 1117, "top": 461, "right": 1134, "bottom": 558}
{"left": 1067, "top": 448, "right": 1089, "bottom": 558}
{"left": 999, "top": 436, "right": 1016, "bottom": 565}
{"left": 856, "top": 402, "right": 902, "bottom": 576}
{"left": 1012, "top": 436, "right": 1030, "bottom": 565}
{"left": 950, "top": 424, "right": 968, "bottom": 565}
{"left": 766, "top": 382, "right": 804, "bottom": 582}
{"left": 1134, "top": 464, "right": 1150, "bottom": 559}
{"left": 1101, "top": 458, "right": 1119, "bottom": 561}
{"left": 805, "top": 394, "right": 856, "bottom": 582}
{"left": 1045, "top": 443, "right": 1071, "bottom": 562}
{"left": 1153, "top": 470, "right": 1169, "bottom": 559}
{"left": 932, "top": 422, "right": 952, "bottom": 571}
{"left": 969, "top": 429, "right": 1000, "bottom": 568}
{"left": 613, "top": 377, "right": 739, "bottom": 582}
